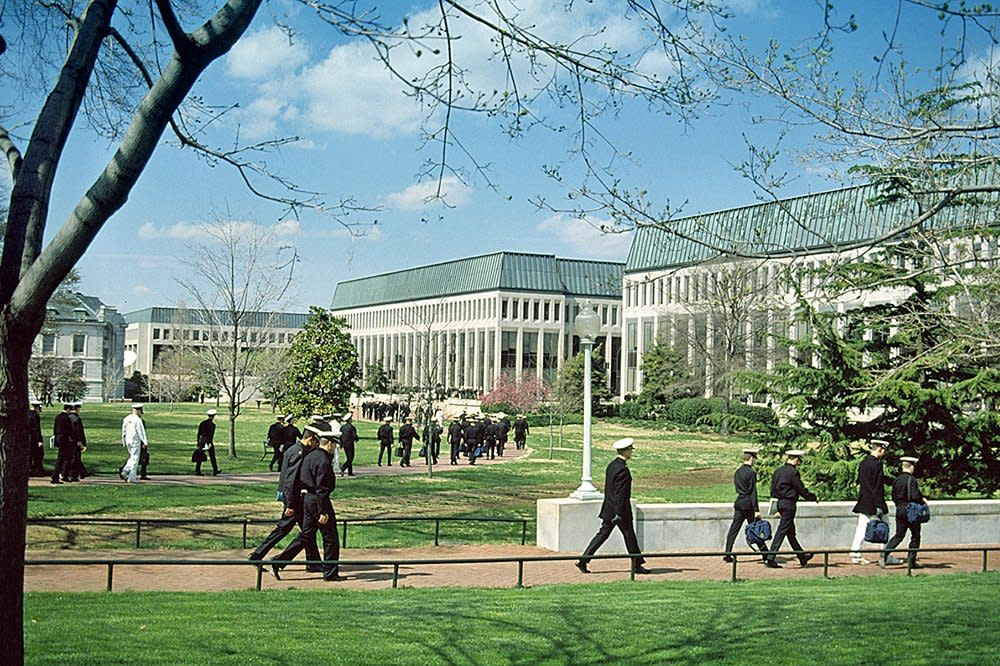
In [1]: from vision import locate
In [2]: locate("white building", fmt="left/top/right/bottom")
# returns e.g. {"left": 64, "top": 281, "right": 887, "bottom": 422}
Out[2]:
{"left": 330, "top": 252, "right": 624, "bottom": 394}
{"left": 32, "top": 292, "right": 127, "bottom": 402}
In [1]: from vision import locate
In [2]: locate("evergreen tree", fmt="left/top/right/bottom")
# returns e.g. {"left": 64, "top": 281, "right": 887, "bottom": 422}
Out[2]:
{"left": 283, "top": 307, "right": 360, "bottom": 416}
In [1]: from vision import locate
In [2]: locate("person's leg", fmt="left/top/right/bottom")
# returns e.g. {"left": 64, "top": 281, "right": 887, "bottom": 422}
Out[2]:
{"left": 850, "top": 513, "right": 870, "bottom": 561}
{"left": 617, "top": 519, "right": 646, "bottom": 567}
{"left": 767, "top": 506, "right": 795, "bottom": 562}
{"left": 723, "top": 510, "right": 746, "bottom": 557}
{"left": 578, "top": 520, "right": 615, "bottom": 566}
{"left": 882, "top": 513, "right": 908, "bottom": 563}
{"left": 208, "top": 445, "right": 220, "bottom": 474}
{"left": 319, "top": 517, "right": 341, "bottom": 579}
{"left": 907, "top": 522, "right": 922, "bottom": 565}
{"left": 249, "top": 513, "right": 297, "bottom": 560}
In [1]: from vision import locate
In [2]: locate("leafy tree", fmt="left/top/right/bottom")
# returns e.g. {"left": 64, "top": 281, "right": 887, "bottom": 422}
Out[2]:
{"left": 123, "top": 371, "right": 148, "bottom": 401}
{"left": 282, "top": 308, "right": 360, "bottom": 416}
{"left": 556, "top": 346, "right": 612, "bottom": 416}
{"left": 363, "top": 361, "right": 390, "bottom": 394}
{"left": 481, "top": 372, "right": 553, "bottom": 415}
{"left": 639, "top": 334, "right": 697, "bottom": 406}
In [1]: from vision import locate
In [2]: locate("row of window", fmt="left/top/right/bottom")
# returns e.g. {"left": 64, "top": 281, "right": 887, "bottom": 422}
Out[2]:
{"left": 40, "top": 333, "right": 88, "bottom": 355}
{"left": 343, "top": 297, "right": 620, "bottom": 330}
{"left": 150, "top": 327, "right": 295, "bottom": 345}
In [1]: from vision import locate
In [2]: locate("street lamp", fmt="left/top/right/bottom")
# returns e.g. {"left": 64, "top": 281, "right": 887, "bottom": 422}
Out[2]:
{"left": 570, "top": 299, "right": 603, "bottom": 500}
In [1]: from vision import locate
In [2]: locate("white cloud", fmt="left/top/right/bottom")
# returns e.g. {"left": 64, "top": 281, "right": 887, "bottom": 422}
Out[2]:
{"left": 385, "top": 177, "right": 472, "bottom": 209}
{"left": 958, "top": 45, "right": 998, "bottom": 90}
{"left": 132, "top": 285, "right": 152, "bottom": 295}
{"left": 138, "top": 220, "right": 300, "bottom": 242}
{"left": 227, "top": 25, "right": 309, "bottom": 80}
{"left": 537, "top": 214, "right": 633, "bottom": 260}
{"left": 274, "top": 219, "right": 301, "bottom": 237}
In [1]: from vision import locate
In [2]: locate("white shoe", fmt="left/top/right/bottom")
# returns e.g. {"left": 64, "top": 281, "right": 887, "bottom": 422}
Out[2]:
{"left": 851, "top": 557, "right": 871, "bottom": 565}
{"left": 883, "top": 555, "right": 903, "bottom": 565}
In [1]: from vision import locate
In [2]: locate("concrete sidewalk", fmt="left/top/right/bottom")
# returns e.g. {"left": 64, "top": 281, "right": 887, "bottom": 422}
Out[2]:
{"left": 24, "top": 544, "right": 996, "bottom": 592}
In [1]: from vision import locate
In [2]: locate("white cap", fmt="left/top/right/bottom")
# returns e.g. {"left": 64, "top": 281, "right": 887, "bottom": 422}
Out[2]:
{"left": 206, "top": 409, "right": 217, "bottom": 416}
{"left": 612, "top": 437, "right": 635, "bottom": 450}
{"left": 310, "top": 414, "right": 325, "bottom": 423}
{"left": 319, "top": 423, "right": 342, "bottom": 439}
{"left": 785, "top": 449, "right": 807, "bottom": 457}
{"left": 342, "top": 412, "right": 352, "bottom": 421}
{"left": 303, "top": 425, "right": 323, "bottom": 437}
{"left": 870, "top": 439, "right": 889, "bottom": 449}
{"left": 131, "top": 403, "right": 144, "bottom": 410}
{"left": 742, "top": 448, "right": 759, "bottom": 455}
{"left": 900, "top": 456, "right": 919, "bottom": 464}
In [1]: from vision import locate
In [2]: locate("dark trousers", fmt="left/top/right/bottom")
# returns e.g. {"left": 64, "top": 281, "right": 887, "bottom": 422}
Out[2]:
{"left": 767, "top": 501, "right": 807, "bottom": 562}
{"left": 378, "top": 442, "right": 392, "bottom": 465}
{"left": 195, "top": 444, "right": 220, "bottom": 475}
{"left": 884, "top": 512, "right": 922, "bottom": 563}
{"left": 725, "top": 508, "right": 764, "bottom": 557}
{"left": 431, "top": 439, "right": 441, "bottom": 461}
{"left": 30, "top": 444, "right": 45, "bottom": 476}
{"left": 450, "top": 441, "right": 460, "bottom": 464}
{"left": 67, "top": 445, "right": 85, "bottom": 480}
{"left": 515, "top": 436, "right": 526, "bottom": 450}
{"left": 274, "top": 497, "right": 339, "bottom": 577}
{"left": 486, "top": 440, "right": 496, "bottom": 460}
{"left": 51, "top": 443, "right": 73, "bottom": 482}
{"left": 139, "top": 447, "right": 149, "bottom": 478}
{"left": 342, "top": 442, "right": 355, "bottom": 475}
{"left": 580, "top": 517, "right": 645, "bottom": 566}
{"left": 401, "top": 443, "right": 412, "bottom": 466}
{"left": 250, "top": 506, "right": 320, "bottom": 562}
{"left": 269, "top": 445, "right": 283, "bottom": 471}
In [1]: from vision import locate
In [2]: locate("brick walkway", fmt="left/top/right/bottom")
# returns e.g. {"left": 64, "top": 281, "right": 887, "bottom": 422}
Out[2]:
{"left": 24, "top": 544, "right": 996, "bottom": 592}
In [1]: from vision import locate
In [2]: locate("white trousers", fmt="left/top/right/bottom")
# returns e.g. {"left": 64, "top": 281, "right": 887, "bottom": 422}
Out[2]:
{"left": 122, "top": 442, "right": 141, "bottom": 482}
{"left": 850, "top": 513, "right": 875, "bottom": 559}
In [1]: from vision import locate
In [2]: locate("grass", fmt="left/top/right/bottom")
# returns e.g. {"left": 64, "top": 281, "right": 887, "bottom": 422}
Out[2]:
{"left": 23, "top": 573, "right": 1000, "bottom": 665}
{"left": 28, "top": 402, "right": 751, "bottom": 550}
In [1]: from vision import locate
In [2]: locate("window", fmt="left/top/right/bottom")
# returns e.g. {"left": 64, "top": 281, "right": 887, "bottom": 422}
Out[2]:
{"left": 72, "top": 334, "right": 86, "bottom": 355}
{"left": 278, "top": 333, "right": 285, "bottom": 343}
{"left": 192, "top": 330, "right": 200, "bottom": 341}
{"left": 152, "top": 328, "right": 160, "bottom": 340}
{"left": 522, "top": 300, "right": 529, "bottom": 320}
{"left": 42, "top": 334, "right": 56, "bottom": 354}
{"left": 502, "top": 299, "right": 508, "bottom": 319}
{"left": 544, "top": 302, "right": 550, "bottom": 321}
{"left": 533, "top": 301, "right": 540, "bottom": 321}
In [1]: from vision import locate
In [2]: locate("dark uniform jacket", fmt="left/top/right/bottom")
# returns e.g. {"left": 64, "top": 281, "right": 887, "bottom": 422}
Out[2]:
{"left": 733, "top": 465, "right": 759, "bottom": 511}
{"left": 53, "top": 411, "right": 74, "bottom": 448}
{"left": 278, "top": 441, "right": 312, "bottom": 507}
{"left": 423, "top": 423, "right": 441, "bottom": 446}
{"left": 377, "top": 423, "right": 394, "bottom": 445}
{"left": 29, "top": 410, "right": 43, "bottom": 446}
{"left": 852, "top": 455, "right": 889, "bottom": 515}
{"left": 197, "top": 418, "right": 216, "bottom": 447}
{"left": 298, "top": 448, "right": 336, "bottom": 515}
{"left": 513, "top": 418, "right": 529, "bottom": 438}
{"left": 68, "top": 412, "right": 85, "bottom": 447}
{"left": 282, "top": 424, "right": 301, "bottom": 450}
{"left": 599, "top": 457, "right": 633, "bottom": 523}
{"left": 399, "top": 423, "right": 419, "bottom": 446}
{"left": 267, "top": 421, "right": 285, "bottom": 448}
{"left": 770, "top": 463, "right": 817, "bottom": 503}
{"left": 890, "top": 472, "right": 925, "bottom": 514}
{"left": 340, "top": 422, "right": 358, "bottom": 448}
{"left": 447, "top": 421, "right": 463, "bottom": 444}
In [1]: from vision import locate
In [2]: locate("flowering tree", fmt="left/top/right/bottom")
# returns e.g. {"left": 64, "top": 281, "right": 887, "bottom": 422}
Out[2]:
{"left": 480, "top": 372, "right": 552, "bottom": 414}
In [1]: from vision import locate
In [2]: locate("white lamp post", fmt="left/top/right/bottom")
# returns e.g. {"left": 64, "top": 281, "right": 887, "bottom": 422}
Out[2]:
{"left": 570, "top": 299, "right": 603, "bottom": 500}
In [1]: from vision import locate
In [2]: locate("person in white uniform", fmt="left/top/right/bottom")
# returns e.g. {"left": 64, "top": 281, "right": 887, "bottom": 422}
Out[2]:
{"left": 120, "top": 403, "right": 148, "bottom": 483}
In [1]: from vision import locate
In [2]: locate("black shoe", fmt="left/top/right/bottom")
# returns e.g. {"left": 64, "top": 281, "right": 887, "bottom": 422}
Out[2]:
{"left": 909, "top": 561, "right": 922, "bottom": 569}
{"left": 799, "top": 553, "right": 815, "bottom": 566}
{"left": 722, "top": 555, "right": 734, "bottom": 563}
{"left": 50, "top": 479, "right": 63, "bottom": 485}
{"left": 195, "top": 471, "right": 204, "bottom": 476}
{"left": 247, "top": 553, "right": 261, "bottom": 562}
{"left": 213, "top": 470, "right": 220, "bottom": 476}
{"left": 323, "top": 573, "right": 345, "bottom": 582}
{"left": 764, "top": 559, "right": 782, "bottom": 569}
{"left": 140, "top": 476, "right": 150, "bottom": 480}
{"left": 305, "top": 565, "right": 325, "bottom": 573}
{"left": 634, "top": 565, "right": 652, "bottom": 574}
{"left": 575, "top": 560, "right": 590, "bottom": 574}
{"left": 269, "top": 564, "right": 281, "bottom": 580}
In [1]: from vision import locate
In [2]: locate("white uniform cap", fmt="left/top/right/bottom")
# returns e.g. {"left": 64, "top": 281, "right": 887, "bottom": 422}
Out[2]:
{"left": 785, "top": 449, "right": 807, "bottom": 457}
{"left": 900, "top": 456, "right": 919, "bottom": 464}
{"left": 870, "top": 439, "right": 889, "bottom": 449}
{"left": 383, "top": 416, "right": 392, "bottom": 422}
{"left": 206, "top": 409, "right": 217, "bottom": 416}
{"left": 30, "top": 399, "right": 42, "bottom": 405}
{"left": 303, "top": 425, "right": 323, "bottom": 437}
{"left": 131, "top": 403, "right": 144, "bottom": 410}
{"left": 742, "top": 448, "right": 759, "bottom": 455}
{"left": 319, "top": 423, "right": 342, "bottom": 439}
{"left": 612, "top": 437, "right": 635, "bottom": 450}
{"left": 310, "top": 414, "right": 325, "bottom": 423}
{"left": 342, "top": 412, "right": 352, "bottom": 420}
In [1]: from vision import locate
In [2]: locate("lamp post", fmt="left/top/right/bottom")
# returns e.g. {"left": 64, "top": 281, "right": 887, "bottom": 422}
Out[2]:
{"left": 570, "top": 299, "right": 603, "bottom": 500}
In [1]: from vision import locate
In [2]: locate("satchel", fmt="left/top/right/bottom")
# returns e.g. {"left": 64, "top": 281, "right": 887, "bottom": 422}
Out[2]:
{"left": 192, "top": 447, "right": 207, "bottom": 463}
{"left": 418, "top": 446, "right": 427, "bottom": 458}
{"left": 745, "top": 519, "right": 772, "bottom": 550}
{"left": 904, "top": 478, "right": 931, "bottom": 524}
{"left": 864, "top": 518, "right": 890, "bottom": 543}
{"left": 395, "top": 445, "right": 403, "bottom": 457}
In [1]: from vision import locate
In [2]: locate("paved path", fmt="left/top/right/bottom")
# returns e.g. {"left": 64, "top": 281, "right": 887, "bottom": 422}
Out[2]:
{"left": 24, "top": 544, "right": 995, "bottom": 592}
{"left": 27, "top": 445, "right": 532, "bottom": 487}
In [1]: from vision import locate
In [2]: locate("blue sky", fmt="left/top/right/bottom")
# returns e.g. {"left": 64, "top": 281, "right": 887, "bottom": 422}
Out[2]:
{"left": 14, "top": 0, "right": 996, "bottom": 314}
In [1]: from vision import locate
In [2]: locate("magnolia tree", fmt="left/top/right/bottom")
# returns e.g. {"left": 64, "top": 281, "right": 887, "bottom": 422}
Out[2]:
{"left": 480, "top": 372, "right": 553, "bottom": 415}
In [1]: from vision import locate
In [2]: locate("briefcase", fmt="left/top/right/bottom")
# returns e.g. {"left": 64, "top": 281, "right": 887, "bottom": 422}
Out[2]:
{"left": 864, "top": 518, "right": 890, "bottom": 543}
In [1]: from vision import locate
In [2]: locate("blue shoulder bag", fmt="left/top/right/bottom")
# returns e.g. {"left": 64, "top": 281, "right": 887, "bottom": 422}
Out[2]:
{"left": 904, "top": 478, "right": 930, "bottom": 524}
{"left": 745, "top": 519, "right": 772, "bottom": 550}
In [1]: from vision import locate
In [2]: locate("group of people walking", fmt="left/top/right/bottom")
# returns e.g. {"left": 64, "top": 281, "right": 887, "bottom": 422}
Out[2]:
{"left": 578, "top": 439, "right": 929, "bottom": 573}
{"left": 25, "top": 399, "right": 91, "bottom": 483}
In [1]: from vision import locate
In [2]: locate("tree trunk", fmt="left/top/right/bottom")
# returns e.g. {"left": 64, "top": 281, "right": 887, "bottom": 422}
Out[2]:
{"left": 228, "top": 409, "right": 237, "bottom": 459}
{"left": 0, "top": 316, "right": 33, "bottom": 664}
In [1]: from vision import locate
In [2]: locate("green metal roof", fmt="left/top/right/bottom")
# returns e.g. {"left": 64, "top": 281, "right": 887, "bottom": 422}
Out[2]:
{"left": 330, "top": 252, "right": 624, "bottom": 309}
{"left": 124, "top": 307, "right": 309, "bottom": 329}
{"left": 626, "top": 180, "right": 999, "bottom": 272}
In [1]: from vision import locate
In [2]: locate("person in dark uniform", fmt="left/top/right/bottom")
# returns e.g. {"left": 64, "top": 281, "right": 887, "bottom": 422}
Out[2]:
{"left": 248, "top": 425, "right": 323, "bottom": 567}
{"left": 447, "top": 417, "right": 463, "bottom": 465}
{"left": 270, "top": 427, "right": 344, "bottom": 581}
{"left": 723, "top": 448, "right": 767, "bottom": 562}
{"left": 267, "top": 414, "right": 285, "bottom": 471}
{"left": 764, "top": 449, "right": 819, "bottom": 568}
{"left": 377, "top": 416, "right": 394, "bottom": 466}
{"left": 496, "top": 413, "right": 510, "bottom": 456}
{"left": 195, "top": 409, "right": 221, "bottom": 476}
{"left": 281, "top": 415, "right": 301, "bottom": 469}
{"left": 422, "top": 418, "right": 441, "bottom": 464}
{"left": 483, "top": 415, "right": 497, "bottom": 460}
{"left": 398, "top": 416, "right": 419, "bottom": 467}
{"left": 50, "top": 402, "right": 75, "bottom": 484}
{"left": 881, "top": 456, "right": 927, "bottom": 568}
{"left": 576, "top": 438, "right": 651, "bottom": 574}
{"left": 849, "top": 439, "right": 890, "bottom": 564}
{"left": 339, "top": 413, "right": 358, "bottom": 476}
{"left": 28, "top": 400, "right": 45, "bottom": 476}
{"left": 513, "top": 414, "right": 529, "bottom": 450}
{"left": 466, "top": 416, "right": 482, "bottom": 464}
{"left": 66, "top": 402, "right": 86, "bottom": 481}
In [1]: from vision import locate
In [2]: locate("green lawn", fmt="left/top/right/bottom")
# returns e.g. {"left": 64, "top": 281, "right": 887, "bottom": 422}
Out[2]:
{"left": 24, "top": 573, "right": 1000, "bottom": 665}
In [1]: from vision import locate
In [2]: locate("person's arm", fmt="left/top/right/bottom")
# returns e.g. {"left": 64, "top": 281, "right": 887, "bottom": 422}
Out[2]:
{"left": 792, "top": 469, "right": 818, "bottom": 502}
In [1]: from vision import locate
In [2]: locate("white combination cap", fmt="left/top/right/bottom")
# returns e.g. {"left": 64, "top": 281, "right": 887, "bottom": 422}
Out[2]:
{"left": 131, "top": 403, "right": 144, "bottom": 410}
{"left": 900, "top": 456, "right": 919, "bottom": 464}
{"left": 785, "top": 449, "right": 807, "bottom": 457}
{"left": 206, "top": 409, "right": 217, "bottom": 416}
{"left": 612, "top": 437, "right": 635, "bottom": 450}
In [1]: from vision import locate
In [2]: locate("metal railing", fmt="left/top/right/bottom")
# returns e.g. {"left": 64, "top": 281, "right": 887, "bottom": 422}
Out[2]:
{"left": 24, "top": 545, "right": 998, "bottom": 592}
{"left": 26, "top": 515, "right": 529, "bottom": 549}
